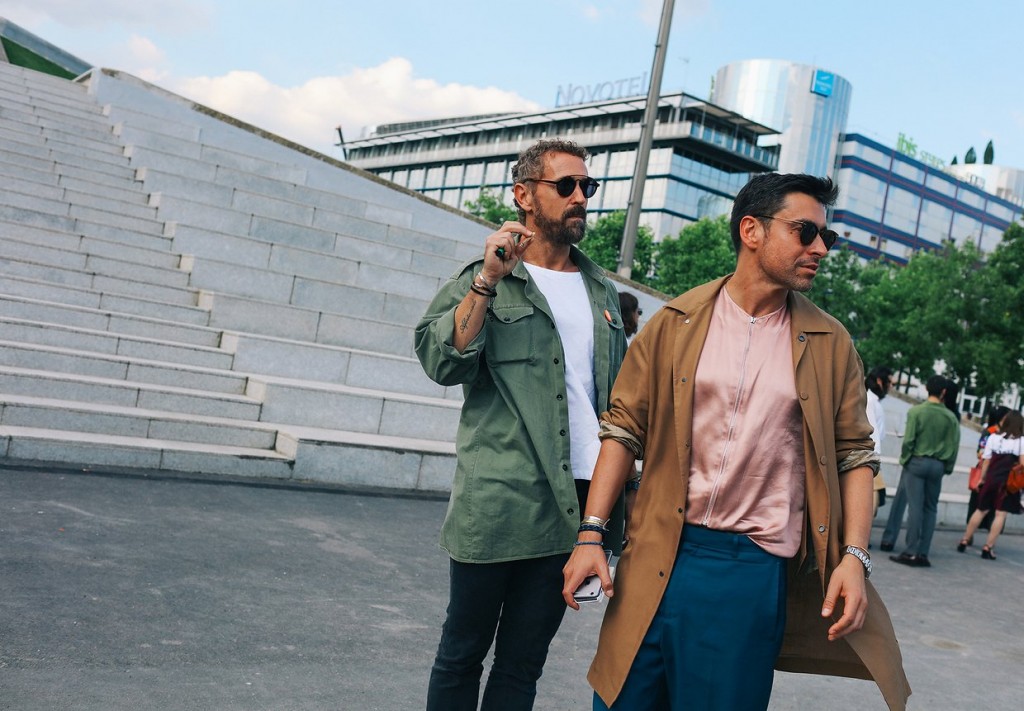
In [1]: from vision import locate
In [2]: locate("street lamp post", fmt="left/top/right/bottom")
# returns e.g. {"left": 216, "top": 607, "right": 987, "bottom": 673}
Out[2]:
{"left": 617, "top": 0, "right": 675, "bottom": 279}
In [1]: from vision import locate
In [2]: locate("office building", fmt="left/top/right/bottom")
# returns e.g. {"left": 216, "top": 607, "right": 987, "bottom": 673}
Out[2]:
{"left": 832, "top": 133, "right": 1022, "bottom": 263}
{"left": 711, "top": 59, "right": 852, "bottom": 177}
{"left": 344, "top": 92, "right": 780, "bottom": 240}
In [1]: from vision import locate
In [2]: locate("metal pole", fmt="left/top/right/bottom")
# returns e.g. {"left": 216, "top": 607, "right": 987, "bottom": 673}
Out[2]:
{"left": 617, "top": 0, "right": 674, "bottom": 279}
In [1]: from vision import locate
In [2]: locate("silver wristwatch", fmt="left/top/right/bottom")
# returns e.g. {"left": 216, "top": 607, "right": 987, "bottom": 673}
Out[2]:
{"left": 843, "top": 545, "right": 872, "bottom": 578}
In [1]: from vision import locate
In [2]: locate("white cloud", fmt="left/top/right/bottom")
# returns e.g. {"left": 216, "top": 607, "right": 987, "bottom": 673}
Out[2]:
{"left": 583, "top": 5, "right": 602, "bottom": 21}
{"left": 0, "top": 0, "right": 210, "bottom": 32}
{"left": 124, "top": 35, "right": 168, "bottom": 82}
{"left": 172, "top": 57, "right": 542, "bottom": 154}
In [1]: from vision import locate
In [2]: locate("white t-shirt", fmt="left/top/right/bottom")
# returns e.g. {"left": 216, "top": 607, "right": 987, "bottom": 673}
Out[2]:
{"left": 866, "top": 390, "right": 886, "bottom": 455}
{"left": 983, "top": 432, "right": 1023, "bottom": 459}
{"left": 523, "top": 263, "right": 600, "bottom": 481}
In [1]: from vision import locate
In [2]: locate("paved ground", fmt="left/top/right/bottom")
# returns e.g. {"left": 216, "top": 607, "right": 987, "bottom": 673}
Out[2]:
{"left": 2, "top": 466, "right": 1022, "bottom": 711}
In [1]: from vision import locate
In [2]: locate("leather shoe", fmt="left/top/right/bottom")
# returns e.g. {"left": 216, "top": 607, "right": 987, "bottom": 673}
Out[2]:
{"left": 879, "top": 542, "right": 894, "bottom": 552}
{"left": 890, "top": 552, "right": 930, "bottom": 567}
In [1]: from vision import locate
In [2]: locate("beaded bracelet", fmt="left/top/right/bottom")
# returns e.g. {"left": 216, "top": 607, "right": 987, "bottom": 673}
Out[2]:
{"left": 578, "top": 523, "right": 608, "bottom": 535}
{"left": 573, "top": 540, "right": 604, "bottom": 547}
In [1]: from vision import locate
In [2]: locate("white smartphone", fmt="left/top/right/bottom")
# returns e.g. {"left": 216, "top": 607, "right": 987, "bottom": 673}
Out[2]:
{"left": 572, "top": 549, "right": 614, "bottom": 603}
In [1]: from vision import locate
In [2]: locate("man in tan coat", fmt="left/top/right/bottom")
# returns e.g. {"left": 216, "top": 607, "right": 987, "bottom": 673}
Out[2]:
{"left": 563, "top": 173, "right": 910, "bottom": 710}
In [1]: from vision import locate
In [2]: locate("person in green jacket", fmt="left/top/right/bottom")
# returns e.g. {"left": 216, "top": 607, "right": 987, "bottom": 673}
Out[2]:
{"left": 889, "top": 375, "right": 961, "bottom": 567}
{"left": 415, "top": 138, "right": 627, "bottom": 711}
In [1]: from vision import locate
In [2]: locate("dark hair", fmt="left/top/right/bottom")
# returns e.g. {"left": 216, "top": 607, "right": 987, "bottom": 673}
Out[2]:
{"left": 729, "top": 173, "right": 839, "bottom": 252}
{"left": 618, "top": 291, "right": 640, "bottom": 337}
{"left": 924, "top": 375, "right": 948, "bottom": 398}
{"left": 865, "top": 366, "right": 893, "bottom": 398}
{"left": 986, "top": 405, "right": 1012, "bottom": 429}
{"left": 1000, "top": 410, "right": 1023, "bottom": 439}
{"left": 511, "top": 139, "right": 590, "bottom": 222}
{"left": 941, "top": 378, "right": 960, "bottom": 418}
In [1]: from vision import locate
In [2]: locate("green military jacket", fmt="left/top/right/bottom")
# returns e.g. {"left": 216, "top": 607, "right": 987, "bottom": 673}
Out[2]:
{"left": 414, "top": 246, "right": 628, "bottom": 563}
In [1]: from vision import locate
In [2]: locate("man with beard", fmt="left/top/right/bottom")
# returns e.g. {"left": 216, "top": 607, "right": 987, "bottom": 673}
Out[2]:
{"left": 415, "top": 138, "right": 628, "bottom": 710}
{"left": 563, "top": 173, "right": 910, "bottom": 710}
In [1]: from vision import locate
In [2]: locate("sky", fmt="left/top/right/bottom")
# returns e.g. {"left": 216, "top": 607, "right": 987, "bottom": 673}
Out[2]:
{"left": 2, "top": 0, "right": 1022, "bottom": 171}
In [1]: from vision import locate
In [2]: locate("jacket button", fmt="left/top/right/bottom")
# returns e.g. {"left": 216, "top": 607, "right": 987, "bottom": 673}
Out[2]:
{"left": 684, "top": 319, "right": 690, "bottom": 324}
{"left": 560, "top": 430, "right": 566, "bottom": 436}
{"left": 819, "top": 455, "right": 827, "bottom": 465}
{"left": 680, "top": 377, "right": 687, "bottom": 383}
{"left": 503, "top": 316, "right": 511, "bottom": 322}
{"left": 798, "top": 334, "right": 806, "bottom": 342}
{"left": 556, "top": 394, "right": 563, "bottom": 400}
{"left": 659, "top": 571, "right": 665, "bottom": 577}
{"left": 554, "top": 358, "right": 560, "bottom": 364}
{"left": 562, "top": 464, "right": 568, "bottom": 471}
{"left": 800, "top": 392, "right": 809, "bottom": 400}
{"left": 818, "top": 525, "right": 826, "bottom": 533}
{"left": 568, "top": 509, "right": 574, "bottom": 515}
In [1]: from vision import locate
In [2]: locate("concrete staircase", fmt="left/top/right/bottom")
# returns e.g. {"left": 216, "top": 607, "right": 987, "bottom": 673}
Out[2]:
{"left": 0, "top": 61, "right": 496, "bottom": 490}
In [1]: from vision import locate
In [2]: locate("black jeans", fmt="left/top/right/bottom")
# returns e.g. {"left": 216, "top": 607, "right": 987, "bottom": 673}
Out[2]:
{"left": 426, "top": 553, "right": 570, "bottom": 711}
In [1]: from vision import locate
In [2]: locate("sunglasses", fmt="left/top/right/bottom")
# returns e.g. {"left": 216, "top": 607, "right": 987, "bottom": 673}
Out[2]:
{"left": 525, "top": 176, "right": 600, "bottom": 199}
{"left": 754, "top": 215, "right": 838, "bottom": 250}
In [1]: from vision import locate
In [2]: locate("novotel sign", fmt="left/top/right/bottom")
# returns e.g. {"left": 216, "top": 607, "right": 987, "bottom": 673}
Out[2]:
{"left": 555, "top": 72, "right": 650, "bottom": 108}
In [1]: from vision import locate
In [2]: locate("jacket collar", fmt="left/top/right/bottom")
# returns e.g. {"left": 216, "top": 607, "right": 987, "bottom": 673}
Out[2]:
{"left": 510, "top": 244, "right": 605, "bottom": 281}
{"left": 665, "top": 274, "right": 836, "bottom": 335}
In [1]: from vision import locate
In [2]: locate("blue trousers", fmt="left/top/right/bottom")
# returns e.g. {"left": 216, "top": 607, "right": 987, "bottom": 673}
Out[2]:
{"left": 426, "top": 553, "right": 569, "bottom": 711}
{"left": 596, "top": 526, "right": 787, "bottom": 711}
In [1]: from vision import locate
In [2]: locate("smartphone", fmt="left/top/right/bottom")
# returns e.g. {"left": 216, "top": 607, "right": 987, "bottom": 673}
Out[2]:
{"left": 573, "top": 549, "right": 614, "bottom": 603}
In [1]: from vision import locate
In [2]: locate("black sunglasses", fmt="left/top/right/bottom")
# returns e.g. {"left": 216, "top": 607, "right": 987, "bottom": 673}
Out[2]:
{"left": 754, "top": 215, "right": 838, "bottom": 250}
{"left": 525, "top": 176, "right": 600, "bottom": 199}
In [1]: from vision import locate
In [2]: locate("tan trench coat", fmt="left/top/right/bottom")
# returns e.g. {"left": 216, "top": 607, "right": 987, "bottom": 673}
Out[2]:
{"left": 590, "top": 277, "right": 911, "bottom": 710}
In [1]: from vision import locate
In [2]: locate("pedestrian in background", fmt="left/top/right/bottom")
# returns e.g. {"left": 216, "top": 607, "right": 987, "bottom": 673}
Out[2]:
{"left": 888, "top": 375, "right": 961, "bottom": 568}
{"left": 965, "top": 405, "right": 1009, "bottom": 538}
{"left": 958, "top": 409, "right": 1023, "bottom": 560}
{"left": 865, "top": 366, "right": 893, "bottom": 518}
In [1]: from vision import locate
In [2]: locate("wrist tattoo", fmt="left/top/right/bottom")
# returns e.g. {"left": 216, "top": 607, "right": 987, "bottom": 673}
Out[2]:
{"left": 458, "top": 299, "right": 476, "bottom": 333}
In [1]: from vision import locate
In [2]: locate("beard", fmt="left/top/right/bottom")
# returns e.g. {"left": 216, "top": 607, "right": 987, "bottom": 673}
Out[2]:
{"left": 534, "top": 204, "right": 587, "bottom": 246}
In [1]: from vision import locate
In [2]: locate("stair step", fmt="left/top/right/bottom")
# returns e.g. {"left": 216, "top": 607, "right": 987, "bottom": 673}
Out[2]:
{"left": 0, "top": 293, "right": 222, "bottom": 348}
{"left": 0, "top": 425, "right": 294, "bottom": 479}
{"left": 0, "top": 341, "right": 245, "bottom": 395}
{"left": 0, "top": 364, "right": 261, "bottom": 420}
{"left": 0, "top": 317, "right": 232, "bottom": 370}
{"left": 0, "top": 273, "right": 209, "bottom": 324}
{"left": 0, "top": 394, "right": 279, "bottom": 449}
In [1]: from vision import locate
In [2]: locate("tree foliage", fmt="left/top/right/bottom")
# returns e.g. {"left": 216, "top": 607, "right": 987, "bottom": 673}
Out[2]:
{"left": 464, "top": 187, "right": 517, "bottom": 225}
{"left": 580, "top": 211, "right": 656, "bottom": 286}
{"left": 983, "top": 140, "right": 994, "bottom": 165}
{"left": 651, "top": 216, "right": 736, "bottom": 297}
{"left": 965, "top": 146, "right": 977, "bottom": 164}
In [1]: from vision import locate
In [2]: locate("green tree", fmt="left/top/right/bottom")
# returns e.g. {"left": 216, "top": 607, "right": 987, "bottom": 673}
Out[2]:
{"left": 983, "top": 140, "right": 994, "bottom": 165}
{"left": 968, "top": 222, "right": 1024, "bottom": 398}
{"left": 951, "top": 156, "right": 958, "bottom": 165}
{"left": 652, "top": 216, "right": 736, "bottom": 296}
{"left": 580, "top": 211, "right": 656, "bottom": 285}
{"left": 464, "top": 187, "right": 517, "bottom": 224}
{"left": 965, "top": 146, "right": 977, "bottom": 164}
{"left": 804, "top": 245, "right": 863, "bottom": 332}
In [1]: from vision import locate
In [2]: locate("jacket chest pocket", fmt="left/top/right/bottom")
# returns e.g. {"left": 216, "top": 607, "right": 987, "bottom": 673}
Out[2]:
{"left": 485, "top": 305, "right": 535, "bottom": 364}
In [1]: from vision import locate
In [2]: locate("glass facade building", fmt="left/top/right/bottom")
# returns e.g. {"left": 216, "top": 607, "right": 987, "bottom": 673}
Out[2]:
{"left": 344, "top": 93, "right": 779, "bottom": 240}
{"left": 833, "top": 134, "right": 1022, "bottom": 263}
{"left": 711, "top": 60, "right": 852, "bottom": 177}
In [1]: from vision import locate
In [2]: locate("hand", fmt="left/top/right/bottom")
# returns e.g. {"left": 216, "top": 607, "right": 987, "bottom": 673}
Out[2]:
{"left": 481, "top": 222, "right": 533, "bottom": 284}
{"left": 562, "top": 543, "right": 614, "bottom": 611}
{"left": 821, "top": 555, "right": 868, "bottom": 641}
